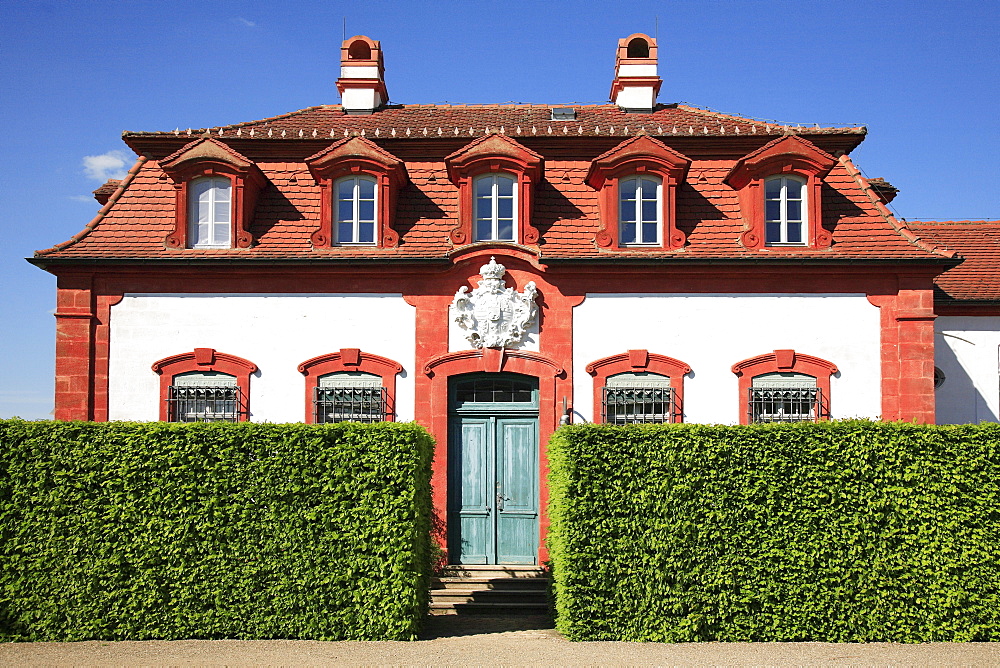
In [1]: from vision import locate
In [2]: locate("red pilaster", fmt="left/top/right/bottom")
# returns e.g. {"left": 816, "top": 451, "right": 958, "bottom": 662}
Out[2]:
{"left": 53, "top": 275, "right": 95, "bottom": 420}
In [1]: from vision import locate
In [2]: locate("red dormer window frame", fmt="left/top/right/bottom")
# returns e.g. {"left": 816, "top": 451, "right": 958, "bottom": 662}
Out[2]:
{"left": 159, "top": 138, "right": 266, "bottom": 249}
{"left": 586, "top": 135, "right": 691, "bottom": 250}
{"left": 724, "top": 135, "right": 837, "bottom": 250}
{"left": 305, "top": 136, "right": 408, "bottom": 248}
{"left": 444, "top": 134, "right": 543, "bottom": 246}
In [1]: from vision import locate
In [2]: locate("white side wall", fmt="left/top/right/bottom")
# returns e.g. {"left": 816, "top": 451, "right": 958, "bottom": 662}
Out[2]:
{"left": 109, "top": 294, "right": 416, "bottom": 423}
{"left": 935, "top": 316, "right": 1000, "bottom": 424}
{"left": 573, "top": 294, "right": 882, "bottom": 424}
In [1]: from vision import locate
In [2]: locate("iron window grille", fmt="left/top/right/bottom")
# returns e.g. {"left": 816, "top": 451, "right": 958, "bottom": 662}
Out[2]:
{"left": 314, "top": 386, "right": 390, "bottom": 423}
{"left": 748, "top": 387, "right": 824, "bottom": 423}
{"left": 167, "top": 385, "right": 244, "bottom": 422}
{"left": 602, "top": 386, "right": 678, "bottom": 424}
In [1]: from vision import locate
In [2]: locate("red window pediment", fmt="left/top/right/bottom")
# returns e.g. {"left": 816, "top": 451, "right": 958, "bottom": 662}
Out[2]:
{"left": 725, "top": 135, "right": 837, "bottom": 250}
{"left": 305, "top": 137, "right": 408, "bottom": 247}
{"left": 444, "top": 134, "right": 543, "bottom": 246}
{"left": 159, "top": 138, "right": 267, "bottom": 249}
{"left": 586, "top": 135, "right": 691, "bottom": 249}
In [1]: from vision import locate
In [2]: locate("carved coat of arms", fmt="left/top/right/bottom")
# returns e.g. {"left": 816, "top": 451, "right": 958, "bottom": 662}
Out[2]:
{"left": 453, "top": 257, "right": 538, "bottom": 349}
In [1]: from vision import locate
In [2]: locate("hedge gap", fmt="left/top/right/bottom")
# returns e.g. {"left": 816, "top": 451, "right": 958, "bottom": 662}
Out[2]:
{"left": 0, "top": 420, "right": 433, "bottom": 641}
{"left": 548, "top": 421, "right": 1000, "bottom": 642}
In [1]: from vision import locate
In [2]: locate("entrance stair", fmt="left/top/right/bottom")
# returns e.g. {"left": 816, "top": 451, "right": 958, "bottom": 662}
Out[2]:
{"left": 429, "top": 564, "right": 550, "bottom": 616}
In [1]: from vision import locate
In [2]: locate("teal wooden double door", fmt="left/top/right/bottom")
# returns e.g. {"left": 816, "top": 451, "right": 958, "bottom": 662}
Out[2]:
{"left": 448, "top": 374, "right": 539, "bottom": 564}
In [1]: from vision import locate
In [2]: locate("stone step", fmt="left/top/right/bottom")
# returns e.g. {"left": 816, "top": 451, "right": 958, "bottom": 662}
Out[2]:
{"left": 430, "top": 589, "right": 548, "bottom": 604}
{"left": 437, "top": 564, "right": 548, "bottom": 579}
{"left": 431, "top": 576, "right": 549, "bottom": 590}
{"left": 429, "top": 601, "right": 551, "bottom": 616}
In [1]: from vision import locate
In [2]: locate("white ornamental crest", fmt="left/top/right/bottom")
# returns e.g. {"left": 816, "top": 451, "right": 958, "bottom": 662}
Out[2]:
{"left": 453, "top": 257, "right": 538, "bottom": 349}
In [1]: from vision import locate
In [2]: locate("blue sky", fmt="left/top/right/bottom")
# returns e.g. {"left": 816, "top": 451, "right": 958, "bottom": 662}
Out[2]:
{"left": 1, "top": 0, "right": 997, "bottom": 419}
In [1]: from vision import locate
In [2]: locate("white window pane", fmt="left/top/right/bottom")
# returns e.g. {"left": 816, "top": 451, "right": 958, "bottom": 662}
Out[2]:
{"left": 641, "top": 221, "right": 657, "bottom": 243}
{"left": 497, "top": 219, "right": 513, "bottom": 241}
{"left": 621, "top": 222, "right": 636, "bottom": 244}
{"left": 786, "top": 222, "right": 802, "bottom": 244}
{"left": 337, "top": 199, "right": 353, "bottom": 222}
{"left": 213, "top": 220, "right": 230, "bottom": 246}
{"left": 497, "top": 196, "right": 513, "bottom": 220}
{"left": 766, "top": 222, "right": 782, "bottom": 243}
{"left": 786, "top": 179, "right": 803, "bottom": 199}
{"left": 214, "top": 199, "right": 230, "bottom": 223}
{"left": 496, "top": 176, "right": 515, "bottom": 196}
{"left": 620, "top": 179, "right": 637, "bottom": 199}
{"left": 358, "top": 177, "right": 376, "bottom": 198}
{"left": 620, "top": 198, "right": 636, "bottom": 223}
{"left": 476, "top": 197, "right": 492, "bottom": 220}
{"left": 338, "top": 180, "right": 355, "bottom": 200}
{"left": 765, "top": 179, "right": 781, "bottom": 199}
{"left": 786, "top": 199, "right": 801, "bottom": 221}
{"left": 338, "top": 221, "right": 354, "bottom": 242}
{"left": 475, "top": 177, "right": 493, "bottom": 197}
{"left": 476, "top": 219, "right": 492, "bottom": 241}
{"left": 765, "top": 200, "right": 781, "bottom": 222}
{"left": 358, "top": 222, "right": 375, "bottom": 243}
{"left": 358, "top": 199, "right": 375, "bottom": 222}
{"left": 641, "top": 200, "right": 657, "bottom": 223}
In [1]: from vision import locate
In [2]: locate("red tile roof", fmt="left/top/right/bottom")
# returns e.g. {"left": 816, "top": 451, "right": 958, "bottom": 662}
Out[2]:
{"left": 908, "top": 221, "right": 1000, "bottom": 302}
{"left": 33, "top": 103, "right": 953, "bottom": 266}
{"left": 123, "top": 103, "right": 866, "bottom": 143}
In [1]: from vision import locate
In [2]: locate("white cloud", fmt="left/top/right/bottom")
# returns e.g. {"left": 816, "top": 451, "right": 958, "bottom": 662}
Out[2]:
{"left": 234, "top": 17, "right": 256, "bottom": 28}
{"left": 69, "top": 195, "right": 94, "bottom": 202}
{"left": 82, "top": 150, "right": 129, "bottom": 181}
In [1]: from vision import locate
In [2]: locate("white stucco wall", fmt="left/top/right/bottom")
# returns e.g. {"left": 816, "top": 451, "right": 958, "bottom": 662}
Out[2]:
{"left": 935, "top": 316, "right": 1000, "bottom": 424}
{"left": 109, "top": 294, "right": 416, "bottom": 423}
{"left": 573, "top": 294, "right": 882, "bottom": 424}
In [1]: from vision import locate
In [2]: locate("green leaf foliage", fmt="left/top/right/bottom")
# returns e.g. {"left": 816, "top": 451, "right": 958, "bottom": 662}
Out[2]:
{"left": 548, "top": 421, "right": 1000, "bottom": 642}
{"left": 0, "top": 420, "right": 433, "bottom": 641}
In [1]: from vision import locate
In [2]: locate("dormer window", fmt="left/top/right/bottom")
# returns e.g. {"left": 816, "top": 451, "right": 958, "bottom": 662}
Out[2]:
{"left": 474, "top": 173, "right": 517, "bottom": 242}
{"left": 764, "top": 175, "right": 806, "bottom": 245}
{"left": 159, "top": 138, "right": 266, "bottom": 250}
{"left": 189, "top": 177, "right": 232, "bottom": 248}
{"left": 305, "top": 137, "right": 407, "bottom": 248}
{"left": 619, "top": 176, "right": 662, "bottom": 245}
{"left": 586, "top": 136, "right": 690, "bottom": 250}
{"left": 445, "top": 135, "right": 542, "bottom": 246}
{"left": 336, "top": 175, "right": 377, "bottom": 244}
{"left": 725, "top": 136, "right": 836, "bottom": 250}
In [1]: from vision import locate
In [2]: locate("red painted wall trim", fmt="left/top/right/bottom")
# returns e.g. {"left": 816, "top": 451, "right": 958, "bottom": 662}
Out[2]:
{"left": 151, "top": 349, "right": 258, "bottom": 421}
{"left": 53, "top": 274, "right": 95, "bottom": 420}
{"left": 297, "top": 348, "right": 404, "bottom": 423}
{"left": 585, "top": 350, "right": 692, "bottom": 423}
{"left": 731, "top": 349, "right": 838, "bottom": 424}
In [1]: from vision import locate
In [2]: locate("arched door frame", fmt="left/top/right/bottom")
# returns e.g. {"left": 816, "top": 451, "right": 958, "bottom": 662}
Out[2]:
{"left": 421, "top": 348, "right": 564, "bottom": 563}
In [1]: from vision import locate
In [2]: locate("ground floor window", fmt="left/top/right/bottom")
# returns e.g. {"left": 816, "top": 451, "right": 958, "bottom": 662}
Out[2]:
{"left": 314, "top": 371, "right": 389, "bottom": 423}
{"left": 602, "top": 372, "right": 675, "bottom": 424}
{"left": 748, "top": 372, "right": 820, "bottom": 423}
{"left": 167, "top": 371, "right": 243, "bottom": 422}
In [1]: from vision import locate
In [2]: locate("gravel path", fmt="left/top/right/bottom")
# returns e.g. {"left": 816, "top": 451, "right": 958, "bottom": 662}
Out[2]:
{"left": 2, "top": 616, "right": 998, "bottom": 666}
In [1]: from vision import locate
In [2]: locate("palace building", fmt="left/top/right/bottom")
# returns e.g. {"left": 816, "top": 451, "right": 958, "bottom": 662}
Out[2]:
{"left": 31, "top": 33, "right": 1000, "bottom": 565}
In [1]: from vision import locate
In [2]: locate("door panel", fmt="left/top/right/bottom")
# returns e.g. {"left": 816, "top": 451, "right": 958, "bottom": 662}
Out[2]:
{"left": 449, "top": 417, "right": 492, "bottom": 564}
{"left": 449, "top": 414, "right": 538, "bottom": 564}
{"left": 497, "top": 419, "right": 538, "bottom": 563}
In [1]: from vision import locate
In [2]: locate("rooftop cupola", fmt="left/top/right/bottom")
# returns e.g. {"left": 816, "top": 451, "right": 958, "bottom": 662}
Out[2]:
{"left": 336, "top": 35, "right": 388, "bottom": 115}
{"left": 609, "top": 33, "right": 661, "bottom": 113}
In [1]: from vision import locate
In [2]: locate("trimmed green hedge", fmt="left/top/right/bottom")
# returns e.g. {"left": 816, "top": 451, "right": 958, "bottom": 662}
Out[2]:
{"left": 549, "top": 421, "right": 1000, "bottom": 642}
{"left": 0, "top": 420, "right": 433, "bottom": 641}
